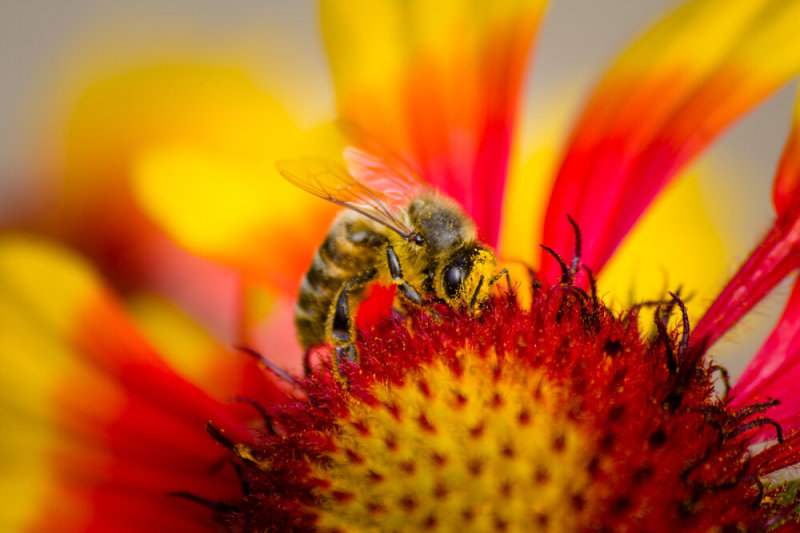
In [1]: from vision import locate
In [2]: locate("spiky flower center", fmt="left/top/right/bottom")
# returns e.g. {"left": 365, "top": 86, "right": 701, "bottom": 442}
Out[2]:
{"left": 208, "top": 287, "right": 800, "bottom": 532}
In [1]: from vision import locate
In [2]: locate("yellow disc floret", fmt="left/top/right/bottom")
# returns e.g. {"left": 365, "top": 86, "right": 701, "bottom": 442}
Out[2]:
{"left": 310, "top": 348, "right": 595, "bottom": 532}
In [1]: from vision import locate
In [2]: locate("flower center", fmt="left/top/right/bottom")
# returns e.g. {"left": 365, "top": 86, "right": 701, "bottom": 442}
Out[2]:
{"left": 206, "top": 287, "right": 798, "bottom": 532}
{"left": 311, "top": 350, "right": 594, "bottom": 531}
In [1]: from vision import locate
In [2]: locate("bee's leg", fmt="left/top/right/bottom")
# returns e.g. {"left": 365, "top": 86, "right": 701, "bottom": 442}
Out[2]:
{"left": 489, "top": 268, "right": 512, "bottom": 289}
{"left": 469, "top": 275, "right": 486, "bottom": 311}
{"left": 329, "top": 268, "right": 377, "bottom": 379}
{"left": 386, "top": 244, "right": 423, "bottom": 305}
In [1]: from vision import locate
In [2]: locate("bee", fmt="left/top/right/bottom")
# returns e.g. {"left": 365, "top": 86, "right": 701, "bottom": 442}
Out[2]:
{"left": 277, "top": 137, "right": 506, "bottom": 379}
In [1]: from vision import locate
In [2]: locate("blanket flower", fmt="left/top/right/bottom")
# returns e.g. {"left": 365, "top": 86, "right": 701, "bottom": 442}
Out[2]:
{"left": 4, "top": 0, "right": 800, "bottom": 531}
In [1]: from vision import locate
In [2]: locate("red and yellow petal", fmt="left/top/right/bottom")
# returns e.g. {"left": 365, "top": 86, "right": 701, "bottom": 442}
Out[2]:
{"left": 321, "top": 0, "right": 546, "bottom": 247}
{"left": 0, "top": 235, "right": 280, "bottom": 532}
{"left": 541, "top": 0, "right": 800, "bottom": 281}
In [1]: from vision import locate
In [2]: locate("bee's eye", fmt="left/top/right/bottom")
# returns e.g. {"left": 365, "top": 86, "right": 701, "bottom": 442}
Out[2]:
{"left": 443, "top": 265, "right": 465, "bottom": 298}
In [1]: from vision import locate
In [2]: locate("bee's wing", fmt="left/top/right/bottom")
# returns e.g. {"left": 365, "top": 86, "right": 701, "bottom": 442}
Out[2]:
{"left": 337, "top": 120, "right": 429, "bottom": 208}
{"left": 342, "top": 146, "right": 428, "bottom": 211}
{"left": 276, "top": 157, "right": 416, "bottom": 239}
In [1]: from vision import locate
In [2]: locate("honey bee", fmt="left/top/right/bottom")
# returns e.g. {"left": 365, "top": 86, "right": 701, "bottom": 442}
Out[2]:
{"left": 277, "top": 137, "right": 506, "bottom": 379}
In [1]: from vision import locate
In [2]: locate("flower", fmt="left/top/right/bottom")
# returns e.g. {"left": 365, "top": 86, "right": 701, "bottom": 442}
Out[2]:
{"left": 4, "top": 0, "right": 800, "bottom": 531}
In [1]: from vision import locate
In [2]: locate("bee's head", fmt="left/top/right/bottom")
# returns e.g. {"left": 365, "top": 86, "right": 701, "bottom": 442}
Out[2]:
{"left": 438, "top": 243, "right": 497, "bottom": 311}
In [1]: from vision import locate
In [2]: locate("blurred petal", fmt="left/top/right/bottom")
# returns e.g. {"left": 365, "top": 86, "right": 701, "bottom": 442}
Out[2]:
{"left": 49, "top": 66, "right": 261, "bottom": 279}
{"left": 321, "top": 0, "right": 546, "bottom": 247}
{"left": 693, "top": 87, "right": 800, "bottom": 349}
{"left": 133, "top": 125, "right": 340, "bottom": 292}
{"left": 128, "top": 292, "right": 279, "bottom": 401}
{"left": 0, "top": 236, "right": 277, "bottom": 531}
{"left": 246, "top": 292, "right": 305, "bottom": 371}
{"left": 33, "top": 64, "right": 338, "bottom": 308}
{"left": 541, "top": 0, "right": 800, "bottom": 281}
{"left": 773, "top": 85, "right": 800, "bottom": 220}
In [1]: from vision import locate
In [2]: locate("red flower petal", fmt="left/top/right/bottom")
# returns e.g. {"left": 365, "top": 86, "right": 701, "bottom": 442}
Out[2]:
{"left": 541, "top": 1, "right": 800, "bottom": 281}
{"left": 321, "top": 0, "right": 545, "bottom": 246}
{"left": 730, "top": 277, "right": 800, "bottom": 433}
{"left": 0, "top": 237, "right": 283, "bottom": 531}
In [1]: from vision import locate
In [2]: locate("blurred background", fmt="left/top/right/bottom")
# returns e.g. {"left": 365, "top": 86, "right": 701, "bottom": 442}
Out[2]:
{"left": 0, "top": 0, "right": 795, "bottom": 377}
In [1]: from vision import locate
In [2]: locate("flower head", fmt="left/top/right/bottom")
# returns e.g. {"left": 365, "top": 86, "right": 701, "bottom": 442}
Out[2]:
{"left": 212, "top": 286, "right": 800, "bottom": 531}
{"left": 5, "top": 1, "right": 800, "bottom": 532}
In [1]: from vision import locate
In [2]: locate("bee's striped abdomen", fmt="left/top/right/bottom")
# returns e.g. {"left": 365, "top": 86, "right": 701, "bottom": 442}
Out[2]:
{"left": 295, "top": 216, "right": 387, "bottom": 349}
